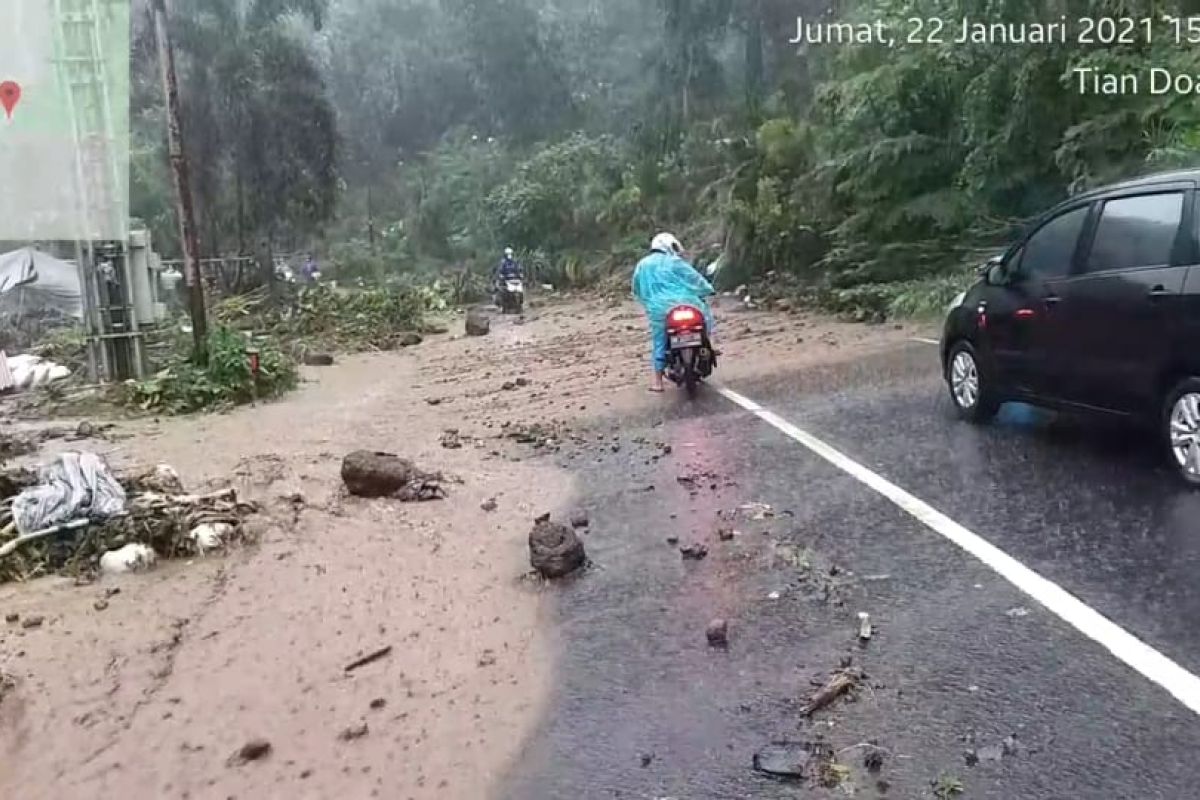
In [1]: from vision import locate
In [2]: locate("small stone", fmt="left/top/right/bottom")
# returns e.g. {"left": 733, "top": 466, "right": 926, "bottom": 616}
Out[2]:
{"left": 20, "top": 615, "right": 44, "bottom": 629}
{"left": 666, "top": 536, "right": 679, "bottom": 545}
{"left": 515, "top": 377, "right": 530, "bottom": 387}
{"left": 398, "top": 332, "right": 423, "bottom": 347}
{"left": 717, "top": 527, "right": 734, "bottom": 541}
{"left": 863, "top": 745, "right": 887, "bottom": 773}
{"left": 5, "top": 613, "right": 18, "bottom": 624}
{"left": 369, "top": 698, "right": 387, "bottom": 710}
{"left": 502, "top": 381, "right": 517, "bottom": 391}
{"left": 477, "top": 650, "right": 497, "bottom": 668}
{"left": 338, "top": 721, "right": 369, "bottom": 742}
{"left": 639, "top": 752, "right": 654, "bottom": 768}
{"left": 481, "top": 498, "right": 498, "bottom": 512}
{"left": 753, "top": 742, "right": 812, "bottom": 778}
{"left": 680, "top": 543, "right": 709, "bottom": 561}
{"left": 569, "top": 509, "right": 589, "bottom": 529}
{"left": 706, "top": 619, "right": 729, "bottom": 646}
{"left": 228, "top": 738, "right": 272, "bottom": 766}
{"left": 425, "top": 397, "right": 443, "bottom": 406}
{"left": 94, "top": 600, "right": 109, "bottom": 612}
{"left": 303, "top": 352, "right": 336, "bottom": 366}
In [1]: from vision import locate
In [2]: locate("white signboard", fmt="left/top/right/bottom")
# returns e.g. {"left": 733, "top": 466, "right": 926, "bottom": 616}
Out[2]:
{"left": 0, "top": 0, "right": 130, "bottom": 241}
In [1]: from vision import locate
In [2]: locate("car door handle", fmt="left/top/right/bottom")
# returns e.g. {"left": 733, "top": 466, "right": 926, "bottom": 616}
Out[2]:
{"left": 1148, "top": 286, "right": 1172, "bottom": 299}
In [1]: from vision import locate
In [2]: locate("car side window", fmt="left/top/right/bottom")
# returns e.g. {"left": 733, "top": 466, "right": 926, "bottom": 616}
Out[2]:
{"left": 1085, "top": 192, "right": 1184, "bottom": 273}
{"left": 1019, "top": 206, "right": 1088, "bottom": 281}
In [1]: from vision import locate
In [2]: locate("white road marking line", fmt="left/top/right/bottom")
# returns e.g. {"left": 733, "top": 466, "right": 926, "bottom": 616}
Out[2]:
{"left": 910, "top": 336, "right": 941, "bottom": 346}
{"left": 715, "top": 384, "right": 1200, "bottom": 717}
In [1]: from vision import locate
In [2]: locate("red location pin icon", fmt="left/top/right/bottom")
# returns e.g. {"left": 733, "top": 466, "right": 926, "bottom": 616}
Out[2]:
{"left": 0, "top": 81, "right": 21, "bottom": 120}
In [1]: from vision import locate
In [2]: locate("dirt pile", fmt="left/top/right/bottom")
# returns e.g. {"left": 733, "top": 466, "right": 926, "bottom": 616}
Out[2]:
{"left": 529, "top": 513, "right": 586, "bottom": 578}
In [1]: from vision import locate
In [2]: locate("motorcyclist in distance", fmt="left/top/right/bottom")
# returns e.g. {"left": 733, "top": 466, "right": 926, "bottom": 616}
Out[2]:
{"left": 495, "top": 247, "right": 523, "bottom": 289}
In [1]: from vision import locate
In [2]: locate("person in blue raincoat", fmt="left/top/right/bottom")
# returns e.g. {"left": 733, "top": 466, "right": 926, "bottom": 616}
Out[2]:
{"left": 632, "top": 232, "right": 716, "bottom": 392}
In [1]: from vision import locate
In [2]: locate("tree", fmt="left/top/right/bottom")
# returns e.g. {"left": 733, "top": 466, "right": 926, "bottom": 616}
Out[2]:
{"left": 168, "top": 0, "right": 338, "bottom": 259}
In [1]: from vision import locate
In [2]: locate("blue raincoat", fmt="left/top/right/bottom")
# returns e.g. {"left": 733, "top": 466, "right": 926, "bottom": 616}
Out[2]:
{"left": 632, "top": 251, "right": 716, "bottom": 371}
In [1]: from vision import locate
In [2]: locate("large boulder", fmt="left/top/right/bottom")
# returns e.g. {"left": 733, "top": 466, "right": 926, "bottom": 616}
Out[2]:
{"left": 529, "top": 516, "right": 586, "bottom": 578}
{"left": 465, "top": 309, "right": 491, "bottom": 337}
{"left": 341, "top": 451, "right": 417, "bottom": 498}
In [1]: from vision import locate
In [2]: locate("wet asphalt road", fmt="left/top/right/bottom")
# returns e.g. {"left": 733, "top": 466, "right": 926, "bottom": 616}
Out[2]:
{"left": 501, "top": 341, "right": 1200, "bottom": 799}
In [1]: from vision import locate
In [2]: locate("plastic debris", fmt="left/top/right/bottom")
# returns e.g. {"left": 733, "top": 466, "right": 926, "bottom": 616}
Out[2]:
{"left": 1, "top": 353, "right": 71, "bottom": 392}
{"left": 188, "top": 522, "right": 234, "bottom": 555}
{"left": 99, "top": 543, "right": 157, "bottom": 575}
{"left": 858, "top": 612, "right": 873, "bottom": 641}
{"left": 11, "top": 451, "right": 127, "bottom": 535}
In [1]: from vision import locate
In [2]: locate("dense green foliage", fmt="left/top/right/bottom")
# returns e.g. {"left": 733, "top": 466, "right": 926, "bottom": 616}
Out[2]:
{"left": 133, "top": 0, "right": 1200, "bottom": 318}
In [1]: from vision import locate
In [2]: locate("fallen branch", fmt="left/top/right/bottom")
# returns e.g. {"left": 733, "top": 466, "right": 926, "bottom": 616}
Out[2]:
{"left": 801, "top": 669, "right": 860, "bottom": 717}
{"left": 0, "top": 517, "right": 95, "bottom": 559}
{"left": 344, "top": 645, "right": 392, "bottom": 673}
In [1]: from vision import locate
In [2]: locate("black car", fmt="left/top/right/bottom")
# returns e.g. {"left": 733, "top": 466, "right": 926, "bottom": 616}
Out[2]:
{"left": 940, "top": 169, "right": 1200, "bottom": 486}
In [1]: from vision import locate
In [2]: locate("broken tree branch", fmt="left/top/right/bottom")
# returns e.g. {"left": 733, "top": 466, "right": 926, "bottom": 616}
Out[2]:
{"left": 801, "top": 669, "right": 860, "bottom": 717}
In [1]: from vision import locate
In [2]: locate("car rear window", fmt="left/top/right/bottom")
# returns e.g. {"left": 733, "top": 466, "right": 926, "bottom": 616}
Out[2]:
{"left": 1086, "top": 192, "right": 1184, "bottom": 273}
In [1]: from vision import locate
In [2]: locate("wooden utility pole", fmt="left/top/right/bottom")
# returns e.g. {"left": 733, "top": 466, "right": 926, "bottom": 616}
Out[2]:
{"left": 151, "top": 0, "right": 208, "bottom": 363}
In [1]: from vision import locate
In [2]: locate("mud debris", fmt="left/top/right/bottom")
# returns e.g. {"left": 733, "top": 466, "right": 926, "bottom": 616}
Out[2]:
{"left": 863, "top": 744, "right": 888, "bottom": 773}
{"left": 706, "top": 618, "right": 729, "bottom": 647}
{"left": 465, "top": 309, "right": 491, "bottom": 337}
{"left": 228, "top": 738, "right": 272, "bottom": 766}
{"left": 302, "top": 352, "right": 336, "bottom": 367}
{"left": 529, "top": 517, "right": 586, "bottom": 579}
{"left": 338, "top": 721, "right": 370, "bottom": 742}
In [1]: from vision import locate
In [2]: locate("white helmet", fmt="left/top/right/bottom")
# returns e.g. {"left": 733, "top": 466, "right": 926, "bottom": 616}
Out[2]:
{"left": 650, "top": 232, "right": 683, "bottom": 256}
{"left": 504, "top": 247, "right": 514, "bottom": 258}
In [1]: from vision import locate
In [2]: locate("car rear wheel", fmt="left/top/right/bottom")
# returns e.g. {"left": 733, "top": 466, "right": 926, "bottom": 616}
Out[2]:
{"left": 1164, "top": 378, "right": 1200, "bottom": 487}
{"left": 947, "top": 341, "right": 999, "bottom": 423}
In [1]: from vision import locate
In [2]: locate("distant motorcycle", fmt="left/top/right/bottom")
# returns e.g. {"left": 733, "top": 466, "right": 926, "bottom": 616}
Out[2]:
{"left": 664, "top": 304, "right": 716, "bottom": 396}
{"left": 498, "top": 278, "right": 524, "bottom": 314}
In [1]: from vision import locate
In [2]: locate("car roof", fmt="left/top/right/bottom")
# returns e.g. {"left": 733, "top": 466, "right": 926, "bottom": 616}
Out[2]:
{"left": 1068, "top": 168, "right": 1200, "bottom": 204}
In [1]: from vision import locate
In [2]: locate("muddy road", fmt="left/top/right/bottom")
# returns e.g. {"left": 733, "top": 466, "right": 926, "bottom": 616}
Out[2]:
{"left": 3, "top": 295, "right": 1199, "bottom": 799}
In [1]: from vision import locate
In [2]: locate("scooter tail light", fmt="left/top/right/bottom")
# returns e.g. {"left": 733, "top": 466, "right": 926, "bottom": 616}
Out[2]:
{"left": 668, "top": 307, "right": 700, "bottom": 326}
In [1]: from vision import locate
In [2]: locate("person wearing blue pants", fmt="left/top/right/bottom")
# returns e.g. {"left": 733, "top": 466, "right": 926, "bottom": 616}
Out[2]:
{"left": 631, "top": 232, "right": 716, "bottom": 392}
